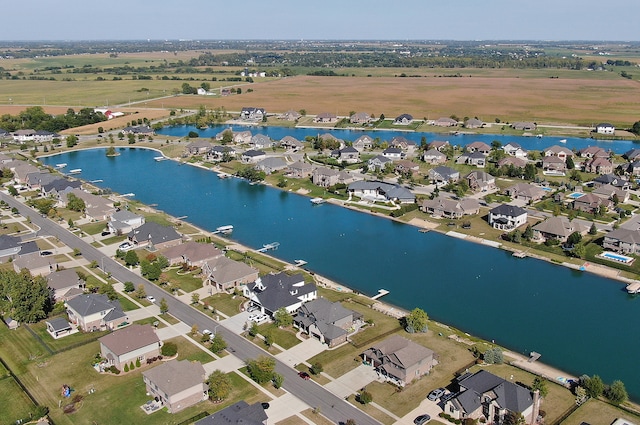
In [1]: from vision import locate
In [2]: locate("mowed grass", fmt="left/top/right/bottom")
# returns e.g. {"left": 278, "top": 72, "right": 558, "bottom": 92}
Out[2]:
{"left": 0, "top": 376, "right": 36, "bottom": 424}
{"left": 560, "top": 398, "right": 640, "bottom": 425}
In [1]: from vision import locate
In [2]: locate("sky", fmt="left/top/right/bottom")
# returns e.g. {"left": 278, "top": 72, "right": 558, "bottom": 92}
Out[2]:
{"left": 2, "top": 0, "right": 639, "bottom": 41}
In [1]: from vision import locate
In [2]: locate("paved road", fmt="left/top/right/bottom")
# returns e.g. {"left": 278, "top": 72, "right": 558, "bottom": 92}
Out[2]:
{"left": 2, "top": 192, "right": 380, "bottom": 425}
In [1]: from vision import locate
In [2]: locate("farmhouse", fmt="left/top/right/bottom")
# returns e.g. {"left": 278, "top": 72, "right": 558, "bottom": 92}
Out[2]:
{"left": 596, "top": 122, "right": 615, "bottom": 135}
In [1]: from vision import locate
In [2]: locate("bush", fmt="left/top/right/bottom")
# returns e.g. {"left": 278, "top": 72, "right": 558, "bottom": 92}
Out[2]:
{"left": 310, "top": 362, "right": 323, "bottom": 375}
{"left": 357, "top": 390, "right": 373, "bottom": 404}
{"left": 124, "top": 363, "right": 129, "bottom": 372}
{"left": 129, "top": 361, "right": 135, "bottom": 370}
{"left": 136, "top": 358, "right": 141, "bottom": 368}
{"left": 161, "top": 341, "right": 178, "bottom": 357}
{"left": 109, "top": 365, "right": 120, "bottom": 374}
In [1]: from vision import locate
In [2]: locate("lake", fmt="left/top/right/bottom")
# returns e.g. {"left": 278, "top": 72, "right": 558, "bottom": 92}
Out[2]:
{"left": 41, "top": 147, "right": 640, "bottom": 400}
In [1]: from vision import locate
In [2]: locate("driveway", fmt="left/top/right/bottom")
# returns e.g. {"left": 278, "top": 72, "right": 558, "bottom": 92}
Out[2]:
{"left": 397, "top": 398, "right": 447, "bottom": 425}
{"left": 275, "top": 336, "right": 325, "bottom": 367}
{"left": 220, "top": 310, "right": 252, "bottom": 335}
{"left": 324, "top": 364, "right": 380, "bottom": 398}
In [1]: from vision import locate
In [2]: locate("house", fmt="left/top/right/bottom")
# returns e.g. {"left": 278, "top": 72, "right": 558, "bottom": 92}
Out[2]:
{"left": 584, "top": 157, "right": 614, "bottom": 174}
{"left": 12, "top": 129, "right": 37, "bottom": 142}
{"left": 428, "top": 166, "right": 460, "bottom": 184}
{"left": 287, "top": 161, "right": 313, "bottom": 178}
{"left": 41, "top": 178, "right": 82, "bottom": 198}
{"left": 122, "top": 125, "right": 154, "bottom": 136}
{"left": 202, "top": 256, "right": 259, "bottom": 291}
{"left": 232, "top": 130, "right": 253, "bottom": 145}
{"left": 240, "top": 107, "right": 265, "bottom": 121}
{"left": 573, "top": 193, "right": 612, "bottom": 214}
{"left": 241, "top": 150, "right": 267, "bottom": 163}
{"left": 593, "top": 174, "right": 630, "bottom": 190}
{"left": 331, "top": 146, "right": 360, "bottom": 163}
{"left": 59, "top": 188, "right": 115, "bottom": 221}
{"left": 314, "top": 112, "right": 338, "bottom": 123}
{"left": 624, "top": 149, "right": 640, "bottom": 161}
{"left": 488, "top": 204, "right": 527, "bottom": 231}
{"left": 502, "top": 142, "right": 528, "bottom": 158}
{"left": 108, "top": 210, "right": 145, "bottom": 235}
{"left": 0, "top": 129, "right": 10, "bottom": 139}
{"left": 45, "top": 317, "right": 73, "bottom": 338}
{"left": 382, "top": 147, "right": 405, "bottom": 160}
{"left": 350, "top": 112, "right": 372, "bottom": 124}
{"left": 47, "top": 269, "right": 85, "bottom": 303}
{"left": 443, "top": 370, "right": 534, "bottom": 423}
{"left": 434, "top": 117, "right": 458, "bottom": 127}
{"left": 278, "top": 110, "right": 301, "bottom": 121}
{"left": 160, "top": 241, "right": 224, "bottom": 267}
{"left": 65, "top": 294, "right": 127, "bottom": 332}
{"left": 395, "top": 160, "right": 420, "bottom": 176}
{"left": 4, "top": 316, "right": 19, "bottom": 330}
{"left": 250, "top": 134, "right": 274, "bottom": 150}
{"left": 142, "top": 360, "right": 208, "bottom": 413}
{"left": 13, "top": 253, "right": 56, "bottom": 276}
{"left": 532, "top": 216, "right": 588, "bottom": 243}
{"left": 627, "top": 160, "right": 640, "bottom": 177}
{"left": 244, "top": 272, "right": 317, "bottom": 315}
{"left": 511, "top": 122, "right": 537, "bottom": 131}
{"left": 420, "top": 196, "right": 480, "bottom": 219}
{"left": 592, "top": 184, "right": 630, "bottom": 203}
{"left": 422, "top": 149, "right": 447, "bottom": 165}
{"left": 579, "top": 146, "right": 608, "bottom": 159}
{"left": 127, "top": 222, "right": 182, "bottom": 250}
{"left": 99, "top": 324, "right": 161, "bottom": 370}
{"left": 466, "top": 171, "right": 495, "bottom": 192}
{"left": 544, "top": 145, "right": 574, "bottom": 161}
{"left": 361, "top": 335, "right": 435, "bottom": 386}
{"left": 504, "top": 183, "right": 546, "bottom": 203}
{"left": 194, "top": 401, "right": 267, "bottom": 425}
{"left": 394, "top": 114, "right": 413, "bottom": 125}
{"left": 280, "top": 136, "right": 303, "bottom": 151}
{"left": 207, "top": 145, "right": 236, "bottom": 161}
{"left": 368, "top": 155, "right": 393, "bottom": 171}
{"left": 542, "top": 156, "right": 566, "bottom": 175}
{"left": 497, "top": 156, "right": 527, "bottom": 169}
{"left": 0, "top": 234, "right": 24, "bottom": 259}
{"left": 429, "top": 140, "right": 450, "bottom": 152}
{"left": 389, "top": 136, "right": 412, "bottom": 151}
{"left": 603, "top": 228, "right": 640, "bottom": 254}
{"left": 311, "top": 167, "right": 355, "bottom": 187}
{"left": 596, "top": 122, "right": 615, "bottom": 135}
{"left": 294, "top": 297, "right": 362, "bottom": 347}
{"left": 348, "top": 180, "right": 415, "bottom": 204}
{"left": 466, "top": 141, "right": 491, "bottom": 154}
{"left": 255, "top": 157, "right": 288, "bottom": 174}
{"left": 353, "top": 135, "right": 374, "bottom": 151}
{"left": 456, "top": 151, "right": 486, "bottom": 168}
{"left": 464, "top": 118, "right": 484, "bottom": 128}
{"left": 185, "top": 140, "right": 212, "bottom": 155}
{"left": 34, "top": 130, "right": 58, "bottom": 143}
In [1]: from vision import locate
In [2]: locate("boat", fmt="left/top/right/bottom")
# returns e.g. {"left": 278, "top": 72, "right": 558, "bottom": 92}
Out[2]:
{"left": 69, "top": 168, "right": 82, "bottom": 174}
{"left": 154, "top": 156, "right": 167, "bottom": 161}
{"left": 216, "top": 225, "right": 234, "bottom": 234}
{"left": 559, "top": 139, "right": 567, "bottom": 143}
{"left": 536, "top": 134, "right": 543, "bottom": 139}
{"left": 310, "top": 197, "right": 326, "bottom": 205}
{"left": 55, "top": 163, "right": 67, "bottom": 168}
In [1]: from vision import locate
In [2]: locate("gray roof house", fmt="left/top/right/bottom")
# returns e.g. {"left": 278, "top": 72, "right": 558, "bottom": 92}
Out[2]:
{"left": 382, "top": 147, "right": 405, "bottom": 160}
{"left": 331, "top": 146, "right": 360, "bottom": 163}
{"left": 311, "top": 166, "right": 355, "bottom": 188}
{"left": 244, "top": 272, "right": 317, "bottom": 315}
{"left": 160, "top": 241, "right": 224, "bottom": 267}
{"left": 466, "top": 171, "right": 495, "bottom": 192}
{"left": 422, "top": 149, "right": 447, "bottom": 165}
{"left": 428, "top": 166, "right": 460, "bottom": 184}
{"left": 241, "top": 150, "right": 267, "bottom": 163}
{"left": 466, "top": 141, "right": 491, "bottom": 154}
{"left": 353, "top": 134, "right": 374, "bottom": 151}
{"left": 65, "top": 293, "right": 127, "bottom": 332}
{"left": 186, "top": 140, "right": 212, "bottom": 155}
{"left": 108, "top": 210, "right": 145, "bottom": 235}
{"left": 464, "top": 118, "right": 484, "bottom": 128}
{"left": 143, "top": 360, "right": 208, "bottom": 413}
{"left": 127, "top": 222, "right": 182, "bottom": 250}
{"left": 593, "top": 174, "right": 630, "bottom": 190}
{"left": 250, "top": 134, "right": 274, "bottom": 149}
{"left": 294, "top": 297, "right": 362, "bottom": 347}
{"left": 347, "top": 180, "right": 415, "bottom": 204}
{"left": 280, "top": 135, "right": 303, "bottom": 150}
{"left": 420, "top": 196, "right": 480, "bottom": 219}
{"left": 511, "top": 122, "right": 537, "bottom": 131}
{"left": 532, "top": 216, "right": 588, "bottom": 243}
{"left": 488, "top": 205, "right": 528, "bottom": 231}
{"left": 603, "top": 228, "right": 640, "bottom": 254}
{"left": 362, "top": 335, "right": 435, "bottom": 386}
{"left": 394, "top": 113, "right": 413, "bottom": 125}
{"left": 504, "top": 183, "right": 546, "bottom": 203}
{"left": 194, "top": 401, "right": 267, "bottom": 425}
{"left": 456, "top": 151, "right": 486, "bottom": 168}
{"left": 99, "top": 324, "right": 161, "bottom": 370}
{"left": 368, "top": 155, "right": 393, "bottom": 171}
{"left": 240, "top": 107, "right": 265, "bottom": 121}
{"left": 287, "top": 161, "right": 313, "bottom": 178}
{"left": 203, "top": 256, "right": 259, "bottom": 291}
{"left": 47, "top": 269, "right": 85, "bottom": 303}
{"left": 208, "top": 145, "right": 236, "bottom": 161}
{"left": 255, "top": 157, "right": 288, "bottom": 174}
{"left": 444, "top": 370, "right": 534, "bottom": 423}
{"left": 0, "top": 234, "right": 23, "bottom": 259}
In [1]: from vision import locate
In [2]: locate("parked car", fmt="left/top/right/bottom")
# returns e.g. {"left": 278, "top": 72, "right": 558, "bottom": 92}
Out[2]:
{"left": 248, "top": 313, "right": 259, "bottom": 321}
{"left": 254, "top": 314, "right": 269, "bottom": 324}
{"left": 147, "top": 296, "right": 156, "bottom": 303}
{"left": 414, "top": 414, "right": 431, "bottom": 425}
{"left": 101, "top": 231, "right": 111, "bottom": 236}
{"left": 118, "top": 241, "right": 134, "bottom": 251}
{"left": 298, "top": 371, "right": 310, "bottom": 380}
{"left": 40, "top": 251, "right": 52, "bottom": 256}
{"left": 427, "top": 387, "right": 445, "bottom": 401}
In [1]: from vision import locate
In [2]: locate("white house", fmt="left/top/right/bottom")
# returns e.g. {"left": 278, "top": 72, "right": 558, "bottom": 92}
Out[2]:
{"left": 596, "top": 122, "right": 615, "bottom": 135}
{"left": 488, "top": 204, "right": 528, "bottom": 231}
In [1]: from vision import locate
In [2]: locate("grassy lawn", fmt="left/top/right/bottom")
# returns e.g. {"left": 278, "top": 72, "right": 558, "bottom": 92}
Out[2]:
{"left": 160, "top": 313, "right": 180, "bottom": 325}
{"left": 257, "top": 324, "right": 301, "bottom": 350}
{"left": 117, "top": 295, "right": 140, "bottom": 311}
{"left": 28, "top": 320, "right": 109, "bottom": 353}
{"left": 133, "top": 317, "right": 166, "bottom": 329}
{"left": 560, "top": 398, "right": 640, "bottom": 425}
{"left": 163, "top": 267, "right": 203, "bottom": 293}
{"left": 0, "top": 326, "right": 51, "bottom": 374}
{"left": 78, "top": 220, "right": 109, "bottom": 235}
{"left": 344, "top": 394, "right": 396, "bottom": 425}
{"left": 202, "top": 292, "right": 245, "bottom": 317}
{"left": 0, "top": 377, "right": 37, "bottom": 425}
{"left": 102, "top": 234, "right": 128, "bottom": 245}
{"left": 169, "top": 336, "right": 216, "bottom": 364}
{"left": 300, "top": 408, "right": 336, "bottom": 425}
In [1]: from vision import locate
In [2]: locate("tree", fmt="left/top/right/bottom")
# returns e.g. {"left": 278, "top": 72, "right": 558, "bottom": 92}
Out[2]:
{"left": 68, "top": 218, "right": 74, "bottom": 228}
{"left": 106, "top": 146, "right": 116, "bottom": 156}
{"left": 248, "top": 321, "right": 259, "bottom": 337}
{"left": 272, "top": 372, "right": 284, "bottom": 389}
{"left": 310, "top": 362, "right": 323, "bottom": 375}
{"left": 124, "top": 250, "right": 139, "bottom": 267}
{"left": 191, "top": 293, "right": 200, "bottom": 305}
{"left": 583, "top": 375, "right": 604, "bottom": 398}
{"left": 210, "top": 332, "right": 227, "bottom": 354}
{"left": 589, "top": 223, "right": 598, "bottom": 235}
{"left": 566, "top": 231, "right": 582, "bottom": 247}
{"left": 274, "top": 307, "right": 293, "bottom": 327}
{"left": 503, "top": 411, "right": 525, "bottom": 425}
{"left": 358, "top": 390, "right": 373, "bottom": 404}
{"left": 191, "top": 324, "right": 199, "bottom": 335}
{"left": 565, "top": 156, "right": 575, "bottom": 170}
{"left": 66, "top": 193, "right": 85, "bottom": 212}
{"left": 404, "top": 308, "right": 428, "bottom": 333}
{"left": 207, "top": 369, "right": 231, "bottom": 401}
{"left": 7, "top": 185, "right": 18, "bottom": 196}
{"left": 161, "top": 341, "right": 177, "bottom": 356}
{"left": 246, "top": 356, "right": 276, "bottom": 384}
{"left": 605, "top": 380, "right": 628, "bottom": 405}
{"left": 159, "top": 298, "right": 169, "bottom": 314}
{"left": 98, "top": 283, "right": 118, "bottom": 300}
{"left": 531, "top": 377, "right": 549, "bottom": 398}
{"left": 66, "top": 135, "right": 78, "bottom": 148}
{"left": 632, "top": 120, "right": 640, "bottom": 136}
{"left": 123, "top": 281, "right": 135, "bottom": 292}
{"left": 0, "top": 270, "right": 51, "bottom": 323}
{"left": 134, "top": 284, "right": 146, "bottom": 299}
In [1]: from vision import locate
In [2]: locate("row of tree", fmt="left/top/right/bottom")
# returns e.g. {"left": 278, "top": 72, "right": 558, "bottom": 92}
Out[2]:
{"left": 0, "top": 106, "right": 106, "bottom": 133}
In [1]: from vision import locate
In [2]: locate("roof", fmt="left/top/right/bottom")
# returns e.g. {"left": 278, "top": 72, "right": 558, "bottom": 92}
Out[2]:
{"left": 365, "top": 334, "right": 434, "bottom": 370}
{"left": 243, "top": 149, "right": 266, "bottom": 157}
{"left": 490, "top": 204, "right": 527, "bottom": 217}
{"left": 0, "top": 234, "right": 21, "bottom": 251}
{"left": 347, "top": 180, "right": 415, "bottom": 202}
{"left": 46, "top": 317, "right": 72, "bottom": 332}
{"left": 128, "top": 222, "right": 181, "bottom": 245}
{"left": 205, "top": 256, "right": 258, "bottom": 285}
{"left": 296, "top": 297, "right": 356, "bottom": 339}
{"left": 252, "top": 272, "right": 315, "bottom": 313}
{"left": 46, "top": 269, "right": 81, "bottom": 290}
{"left": 605, "top": 228, "right": 640, "bottom": 245}
{"left": 143, "top": 360, "right": 205, "bottom": 397}
{"left": 532, "top": 216, "right": 587, "bottom": 238}
{"left": 429, "top": 166, "right": 459, "bottom": 179}
{"left": 99, "top": 324, "right": 160, "bottom": 356}
{"left": 194, "top": 401, "right": 267, "bottom": 425}
{"left": 161, "top": 241, "right": 223, "bottom": 263}
{"left": 456, "top": 370, "right": 532, "bottom": 414}
{"left": 66, "top": 294, "right": 122, "bottom": 317}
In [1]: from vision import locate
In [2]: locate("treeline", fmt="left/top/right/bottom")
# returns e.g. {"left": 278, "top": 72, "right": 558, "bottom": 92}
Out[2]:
{"left": 0, "top": 106, "right": 106, "bottom": 132}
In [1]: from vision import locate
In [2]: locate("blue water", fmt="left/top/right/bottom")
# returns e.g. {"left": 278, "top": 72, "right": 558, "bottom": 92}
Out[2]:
{"left": 41, "top": 148, "right": 640, "bottom": 400}
{"left": 157, "top": 124, "right": 640, "bottom": 155}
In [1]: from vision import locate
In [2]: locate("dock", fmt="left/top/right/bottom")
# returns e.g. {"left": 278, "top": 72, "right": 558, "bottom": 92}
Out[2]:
{"left": 310, "top": 197, "right": 327, "bottom": 205}
{"left": 371, "top": 289, "right": 390, "bottom": 300}
{"left": 418, "top": 229, "right": 430, "bottom": 233}
{"left": 214, "top": 225, "right": 234, "bottom": 235}
{"left": 512, "top": 251, "right": 527, "bottom": 258}
{"left": 528, "top": 351, "right": 541, "bottom": 362}
{"left": 257, "top": 242, "right": 280, "bottom": 252}
{"left": 121, "top": 193, "right": 135, "bottom": 197}
{"left": 154, "top": 156, "right": 167, "bottom": 161}
{"left": 626, "top": 282, "right": 640, "bottom": 294}
{"left": 294, "top": 259, "right": 307, "bottom": 267}
{"left": 69, "top": 168, "right": 82, "bottom": 174}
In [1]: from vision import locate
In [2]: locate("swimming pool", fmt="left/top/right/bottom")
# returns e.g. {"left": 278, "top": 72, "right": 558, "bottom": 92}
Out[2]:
{"left": 567, "top": 192, "right": 584, "bottom": 199}
{"left": 599, "top": 251, "right": 635, "bottom": 264}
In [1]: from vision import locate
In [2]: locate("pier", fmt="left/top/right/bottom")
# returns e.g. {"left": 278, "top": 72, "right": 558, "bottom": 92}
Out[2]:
{"left": 371, "top": 289, "right": 390, "bottom": 300}
{"left": 257, "top": 242, "right": 280, "bottom": 252}
{"left": 213, "top": 225, "right": 234, "bottom": 235}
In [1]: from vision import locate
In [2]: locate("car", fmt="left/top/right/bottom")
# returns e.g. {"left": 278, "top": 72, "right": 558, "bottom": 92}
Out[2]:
{"left": 298, "top": 371, "right": 310, "bottom": 380}
{"left": 101, "top": 231, "right": 111, "bottom": 236}
{"left": 254, "top": 314, "right": 269, "bottom": 324}
{"left": 427, "top": 387, "right": 445, "bottom": 401}
{"left": 118, "top": 241, "right": 133, "bottom": 251}
{"left": 440, "top": 392, "right": 456, "bottom": 403}
{"left": 414, "top": 414, "right": 431, "bottom": 425}
{"left": 247, "top": 313, "right": 259, "bottom": 321}
{"left": 40, "top": 251, "right": 52, "bottom": 256}
{"left": 202, "top": 329, "right": 212, "bottom": 335}
{"left": 261, "top": 402, "right": 270, "bottom": 410}
{"left": 147, "top": 296, "right": 156, "bottom": 303}
{"left": 247, "top": 304, "right": 259, "bottom": 312}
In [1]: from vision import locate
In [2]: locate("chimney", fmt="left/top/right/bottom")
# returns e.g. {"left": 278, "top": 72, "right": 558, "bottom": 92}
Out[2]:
{"left": 530, "top": 389, "right": 540, "bottom": 425}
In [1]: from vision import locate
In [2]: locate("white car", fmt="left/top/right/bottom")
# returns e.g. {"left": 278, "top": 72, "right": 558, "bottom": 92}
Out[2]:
{"left": 146, "top": 296, "right": 156, "bottom": 303}
{"left": 248, "top": 313, "right": 259, "bottom": 321}
{"left": 118, "top": 241, "right": 134, "bottom": 251}
{"left": 254, "top": 314, "right": 269, "bottom": 324}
